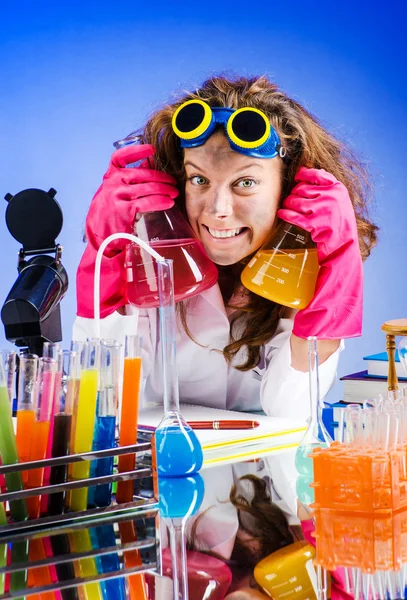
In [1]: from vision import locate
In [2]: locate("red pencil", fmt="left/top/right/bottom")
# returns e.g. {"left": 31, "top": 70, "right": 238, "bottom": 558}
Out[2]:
{"left": 187, "top": 420, "right": 260, "bottom": 430}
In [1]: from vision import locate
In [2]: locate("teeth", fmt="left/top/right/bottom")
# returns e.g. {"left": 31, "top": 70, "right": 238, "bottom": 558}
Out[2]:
{"left": 208, "top": 227, "right": 243, "bottom": 238}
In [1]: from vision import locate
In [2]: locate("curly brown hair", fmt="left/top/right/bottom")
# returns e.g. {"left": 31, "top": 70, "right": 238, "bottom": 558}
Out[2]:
{"left": 139, "top": 74, "right": 378, "bottom": 370}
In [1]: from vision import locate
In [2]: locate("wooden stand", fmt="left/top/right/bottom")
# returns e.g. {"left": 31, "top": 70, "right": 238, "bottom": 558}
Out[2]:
{"left": 381, "top": 318, "right": 407, "bottom": 391}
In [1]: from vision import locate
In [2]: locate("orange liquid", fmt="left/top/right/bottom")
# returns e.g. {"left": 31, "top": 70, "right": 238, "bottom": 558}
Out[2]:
{"left": 116, "top": 357, "right": 142, "bottom": 504}
{"left": 241, "top": 248, "right": 319, "bottom": 309}
{"left": 118, "top": 521, "right": 148, "bottom": 600}
{"left": 26, "top": 420, "right": 51, "bottom": 518}
{"left": 27, "top": 539, "right": 56, "bottom": 600}
{"left": 16, "top": 409, "right": 36, "bottom": 484}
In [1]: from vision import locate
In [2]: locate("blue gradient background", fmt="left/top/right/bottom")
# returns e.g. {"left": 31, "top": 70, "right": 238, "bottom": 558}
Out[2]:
{"left": 1, "top": 1, "right": 406, "bottom": 400}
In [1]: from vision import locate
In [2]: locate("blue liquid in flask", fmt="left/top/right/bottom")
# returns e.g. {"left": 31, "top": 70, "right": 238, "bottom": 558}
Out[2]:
{"left": 154, "top": 424, "right": 203, "bottom": 477}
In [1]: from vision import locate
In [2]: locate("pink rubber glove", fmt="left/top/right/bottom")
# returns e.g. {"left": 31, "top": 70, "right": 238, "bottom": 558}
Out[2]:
{"left": 277, "top": 167, "right": 363, "bottom": 340}
{"left": 76, "top": 144, "right": 178, "bottom": 318}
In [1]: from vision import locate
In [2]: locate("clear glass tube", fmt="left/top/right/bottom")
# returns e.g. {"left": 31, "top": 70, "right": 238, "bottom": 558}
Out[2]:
{"left": 117, "top": 334, "right": 142, "bottom": 504}
{"left": 89, "top": 340, "right": 125, "bottom": 599}
{"left": 0, "top": 353, "right": 28, "bottom": 521}
{"left": 89, "top": 339, "right": 121, "bottom": 508}
{"left": 16, "top": 354, "right": 39, "bottom": 480}
{"left": 2, "top": 350, "right": 16, "bottom": 405}
{"left": 26, "top": 357, "right": 56, "bottom": 519}
{"left": 69, "top": 339, "right": 100, "bottom": 512}
{"left": 48, "top": 350, "right": 78, "bottom": 516}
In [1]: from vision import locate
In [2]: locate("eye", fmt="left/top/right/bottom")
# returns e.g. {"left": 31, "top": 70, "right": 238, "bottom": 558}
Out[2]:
{"left": 236, "top": 178, "right": 256, "bottom": 188}
{"left": 189, "top": 175, "right": 208, "bottom": 186}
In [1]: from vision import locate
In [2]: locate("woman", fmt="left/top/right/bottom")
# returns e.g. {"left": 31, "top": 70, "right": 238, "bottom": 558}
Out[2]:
{"left": 73, "top": 74, "right": 378, "bottom": 421}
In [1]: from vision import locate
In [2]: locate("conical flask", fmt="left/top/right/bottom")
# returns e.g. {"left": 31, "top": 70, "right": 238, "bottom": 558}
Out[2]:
{"left": 295, "top": 337, "right": 332, "bottom": 507}
{"left": 114, "top": 134, "right": 218, "bottom": 308}
{"left": 241, "top": 220, "right": 319, "bottom": 309}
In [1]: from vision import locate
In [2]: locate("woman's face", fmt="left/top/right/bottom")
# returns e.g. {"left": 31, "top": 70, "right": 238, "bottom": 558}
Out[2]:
{"left": 184, "top": 131, "right": 284, "bottom": 266}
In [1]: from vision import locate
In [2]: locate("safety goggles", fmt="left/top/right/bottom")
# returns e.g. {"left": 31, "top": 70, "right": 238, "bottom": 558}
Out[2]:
{"left": 171, "top": 99, "right": 285, "bottom": 159}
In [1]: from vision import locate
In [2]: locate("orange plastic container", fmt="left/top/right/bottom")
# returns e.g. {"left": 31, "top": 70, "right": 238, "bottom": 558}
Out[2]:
{"left": 313, "top": 507, "right": 407, "bottom": 573}
{"left": 310, "top": 442, "right": 407, "bottom": 512}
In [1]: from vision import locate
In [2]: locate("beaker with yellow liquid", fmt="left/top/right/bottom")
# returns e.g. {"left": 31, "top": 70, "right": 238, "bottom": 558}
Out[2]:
{"left": 241, "top": 222, "right": 319, "bottom": 309}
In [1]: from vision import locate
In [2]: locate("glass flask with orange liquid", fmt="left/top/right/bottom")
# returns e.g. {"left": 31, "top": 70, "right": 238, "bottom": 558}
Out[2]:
{"left": 241, "top": 221, "right": 319, "bottom": 309}
{"left": 114, "top": 134, "right": 218, "bottom": 308}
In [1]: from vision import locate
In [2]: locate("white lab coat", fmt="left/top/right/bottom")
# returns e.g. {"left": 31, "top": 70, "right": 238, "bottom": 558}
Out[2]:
{"left": 73, "top": 282, "right": 342, "bottom": 420}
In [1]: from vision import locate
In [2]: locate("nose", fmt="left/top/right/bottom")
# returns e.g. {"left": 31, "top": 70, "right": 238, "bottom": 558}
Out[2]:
{"left": 206, "top": 186, "right": 234, "bottom": 219}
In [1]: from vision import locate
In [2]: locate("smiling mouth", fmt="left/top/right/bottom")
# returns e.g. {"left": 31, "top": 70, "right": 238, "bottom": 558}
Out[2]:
{"left": 203, "top": 225, "right": 248, "bottom": 239}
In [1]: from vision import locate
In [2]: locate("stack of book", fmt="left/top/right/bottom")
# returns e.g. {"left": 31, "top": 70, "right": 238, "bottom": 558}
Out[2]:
{"left": 340, "top": 350, "right": 407, "bottom": 404}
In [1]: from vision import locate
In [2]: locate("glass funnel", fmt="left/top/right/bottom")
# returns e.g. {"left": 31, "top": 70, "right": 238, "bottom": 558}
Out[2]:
{"left": 241, "top": 221, "right": 319, "bottom": 309}
{"left": 114, "top": 134, "right": 218, "bottom": 308}
{"left": 154, "top": 259, "right": 204, "bottom": 477}
{"left": 295, "top": 337, "right": 332, "bottom": 507}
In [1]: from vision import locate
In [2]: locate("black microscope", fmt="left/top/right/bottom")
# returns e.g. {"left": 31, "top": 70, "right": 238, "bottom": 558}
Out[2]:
{"left": 1, "top": 187, "right": 68, "bottom": 357}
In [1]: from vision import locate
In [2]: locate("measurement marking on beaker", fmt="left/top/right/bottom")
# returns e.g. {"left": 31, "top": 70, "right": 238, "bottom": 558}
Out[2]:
{"left": 284, "top": 230, "right": 305, "bottom": 244}
{"left": 133, "top": 260, "right": 155, "bottom": 268}
{"left": 274, "top": 248, "right": 293, "bottom": 257}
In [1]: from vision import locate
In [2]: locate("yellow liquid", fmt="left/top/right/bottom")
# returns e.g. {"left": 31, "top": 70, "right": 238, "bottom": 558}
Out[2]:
{"left": 69, "top": 369, "right": 98, "bottom": 512}
{"left": 241, "top": 248, "right": 319, "bottom": 309}
{"left": 69, "top": 529, "right": 103, "bottom": 600}
{"left": 254, "top": 541, "right": 318, "bottom": 600}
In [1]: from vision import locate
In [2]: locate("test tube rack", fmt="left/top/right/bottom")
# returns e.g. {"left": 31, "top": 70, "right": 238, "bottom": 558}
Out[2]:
{"left": 0, "top": 432, "right": 160, "bottom": 599}
{"left": 310, "top": 443, "right": 407, "bottom": 574}
{"left": 311, "top": 442, "right": 407, "bottom": 513}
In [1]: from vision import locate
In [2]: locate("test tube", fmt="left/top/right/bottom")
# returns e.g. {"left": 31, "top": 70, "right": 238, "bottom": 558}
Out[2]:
{"left": 344, "top": 404, "right": 362, "bottom": 447}
{"left": 47, "top": 352, "right": 80, "bottom": 600}
{"left": 26, "top": 356, "right": 56, "bottom": 519}
{"left": 16, "top": 353, "right": 39, "bottom": 485}
{"left": 0, "top": 352, "right": 19, "bottom": 596}
{"left": 0, "top": 351, "right": 17, "bottom": 494}
{"left": 48, "top": 350, "right": 78, "bottom": 515}
{"left": 89, "top": 339, "right": 121, "bottom": 508}
{"left": 116, "top": 334, "right": 142, "bottom": 504}
{"left": 69, "top": 340, "right": 100, "bottom": 512}
{"left": 9, "top": 353, "right": 37, "bottom": 594}
{"left": 66, "top": 340, "right": 86, "bottom": 495}
{"left": 0, "top": 502, "right": 6, "bottom": 595}
{"left": 68, "top": 340, "right": 103, "bottom": 600}
{"left": 41, "top": 342, "right": 63, "bottom": 515}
